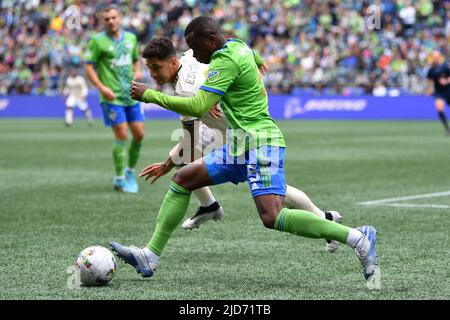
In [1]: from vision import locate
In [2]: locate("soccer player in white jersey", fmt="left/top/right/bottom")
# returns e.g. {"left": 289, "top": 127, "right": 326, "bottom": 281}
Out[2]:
{"left": 63, "top": 68, "right": 94, "bottom": 127}
{"left": 140, "top": 37, "right": 342, "bottom": 252}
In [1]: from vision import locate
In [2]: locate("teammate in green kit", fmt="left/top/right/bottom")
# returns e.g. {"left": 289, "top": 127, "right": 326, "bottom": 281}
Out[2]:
{"left": 111, "top": 17, "right": 380, "bottom": 289}
{"left": 84, "top": 4, "right": 144, "bottom": 193}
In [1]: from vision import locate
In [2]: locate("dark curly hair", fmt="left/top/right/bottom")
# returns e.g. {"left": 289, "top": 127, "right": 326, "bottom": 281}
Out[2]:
{"left": 142, "top": 37, "right": 176, "bottom": 60}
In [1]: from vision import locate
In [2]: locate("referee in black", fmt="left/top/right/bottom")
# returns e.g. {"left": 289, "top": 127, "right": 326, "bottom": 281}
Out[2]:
{"left": 426, "top": 50, "right": 450, "bottom": 135}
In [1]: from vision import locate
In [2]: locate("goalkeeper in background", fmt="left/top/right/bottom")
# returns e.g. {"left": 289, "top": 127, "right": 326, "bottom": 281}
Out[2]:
{"left": 84, "top": 4, "right": 144, "bottom": 193}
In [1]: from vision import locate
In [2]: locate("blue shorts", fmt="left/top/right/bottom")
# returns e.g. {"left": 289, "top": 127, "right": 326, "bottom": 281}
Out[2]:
{"left": 101, "top": 102, "right": 144, "bottom": 127}
{"left": 204, "top": 145, "right": 286, "bottom": 198}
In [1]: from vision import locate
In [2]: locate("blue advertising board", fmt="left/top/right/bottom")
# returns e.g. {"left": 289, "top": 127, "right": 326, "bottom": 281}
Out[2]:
{"left": 0, "top": 93, "right": 438, "bottom": 120}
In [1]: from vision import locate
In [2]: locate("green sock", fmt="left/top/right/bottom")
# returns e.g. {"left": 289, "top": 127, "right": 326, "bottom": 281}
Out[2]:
{"left": 274, "top": 208, "right": 350, "bottom": 243}
{"left": 113, "top": 140, "right": 127, "bottom": 176}
{"left": 128, "top": 139, "right": 142, "bottom": 169}
{"left": 147, "top": 182, "right": 191, "bottom": 256}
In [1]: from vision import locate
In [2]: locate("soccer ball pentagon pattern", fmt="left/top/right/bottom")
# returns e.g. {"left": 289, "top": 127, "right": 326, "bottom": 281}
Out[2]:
{"left": 75, "top": 246, "right": 117, "bottom": 286}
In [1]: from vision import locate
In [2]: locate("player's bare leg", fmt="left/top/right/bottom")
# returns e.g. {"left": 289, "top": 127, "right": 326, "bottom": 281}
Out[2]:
{"left": 435, "top": 98, "right": 450, "bottom": 134}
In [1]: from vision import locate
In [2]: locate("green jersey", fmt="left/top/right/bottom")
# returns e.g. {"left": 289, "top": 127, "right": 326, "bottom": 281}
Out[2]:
{"left": 199, "top": 38, "right": 285, "bottom": 153}
{"left": 84, "top": 31, "right": 138, "bottom": 106}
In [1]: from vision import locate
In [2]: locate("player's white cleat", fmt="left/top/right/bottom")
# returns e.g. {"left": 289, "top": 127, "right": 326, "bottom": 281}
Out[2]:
{"left": 354, "top": 225, "right": 381, "bottom": 290}
{"left": 181, "top": 202, "right": 224, "bottom": 230}
{"left": 325, "top": 211, "right": 342, "bottom": 253}
{"left": 110, "top": 242, "right": 156, "bottom": 278}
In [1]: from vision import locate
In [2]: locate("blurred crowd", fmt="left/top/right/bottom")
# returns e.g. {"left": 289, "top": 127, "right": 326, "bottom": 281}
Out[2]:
{"left": 0, "top": 0, "right": 449, "bottom": 96}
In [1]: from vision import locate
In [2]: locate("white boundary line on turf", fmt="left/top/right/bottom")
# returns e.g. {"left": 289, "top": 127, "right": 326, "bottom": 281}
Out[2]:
{"left": 357, "top": 190, "right": 450, "bottom": 209}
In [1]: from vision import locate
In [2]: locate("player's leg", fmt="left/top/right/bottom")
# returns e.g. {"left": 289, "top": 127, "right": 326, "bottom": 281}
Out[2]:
{"left": 110, "top": 145, "right": 244, "bottom": 277}
{"left": 111, "top": 158, "right": 215, "bottom": 277}
{"left": 125, "top": 103, "right": 145, "bottom": 192}
{"left": 250, "top": 146, "right": 379, "bottom": 289}
{"left": 65, "top": 97, "right": 75, "bottom": 127}
{"left": 102, "top": 102, "right": 130, "bottom": 192}
{"left": 181, "top": 121, "right": 223, "bottom": 229}
{"left": 285, "top": 185, "right": 342, "bottom": 252}
{"left": 434, "top": 97, "right": 449, "bottom": 134}
{"left": 78, "top": 100, "right": 94, "bottom": 126}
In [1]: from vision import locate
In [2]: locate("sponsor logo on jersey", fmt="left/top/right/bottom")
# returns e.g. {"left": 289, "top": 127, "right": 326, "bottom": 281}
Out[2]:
{"left": 110, "top": 53, "right": 132, "bottom": 68}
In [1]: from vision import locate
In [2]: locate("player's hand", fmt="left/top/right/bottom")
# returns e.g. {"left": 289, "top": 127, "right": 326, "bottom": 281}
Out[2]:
{"left": 139, "top": 160, "right": 175, "bottom": 185}
{"left": 130, "top": 81, "right": 148, "bottom": 101}
{"left": 259, "top": 63, "right": 268, "bottom": 76}
{"left": 99, "top": 85, "right": 116, "bottom": 101}
{"left": 208, "top": 104, "right": 223, "bottom": 119}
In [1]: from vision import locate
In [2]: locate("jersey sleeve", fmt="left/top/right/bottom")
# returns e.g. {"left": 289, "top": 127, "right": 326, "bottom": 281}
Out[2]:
{"left": 200, "top": 52, "right": 239, "bottom": 96}
{"left": 84, "top": 37, "right": 100, "bottom": 64}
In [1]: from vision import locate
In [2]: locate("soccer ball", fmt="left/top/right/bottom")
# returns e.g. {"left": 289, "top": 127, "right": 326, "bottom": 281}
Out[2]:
{"left": 75, "top": 246, "right": 117, "bottom": 286}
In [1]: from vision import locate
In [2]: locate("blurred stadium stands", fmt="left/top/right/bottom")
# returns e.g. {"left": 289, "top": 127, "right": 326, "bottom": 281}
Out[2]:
{"left": 0, "top": 0, "right": 449, "bottom": 96}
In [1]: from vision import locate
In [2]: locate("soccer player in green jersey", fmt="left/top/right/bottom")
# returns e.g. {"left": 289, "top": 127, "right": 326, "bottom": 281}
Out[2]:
{"left": 84, "top": 5, "right": 144, "bottom": 193}
{"left": 111, "top": 17, "right": 380, "bottom": 289}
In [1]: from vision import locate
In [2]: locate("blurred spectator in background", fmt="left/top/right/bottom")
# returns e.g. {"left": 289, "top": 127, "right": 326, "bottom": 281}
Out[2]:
{"left": 0, "top": 0, "right": 449, "bottom": 96}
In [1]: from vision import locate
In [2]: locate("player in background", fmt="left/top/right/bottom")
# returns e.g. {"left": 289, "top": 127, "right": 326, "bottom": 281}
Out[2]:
{"left": 112, "top": 17, "right": 380, "bottom": 289}
{"left": 84, "top": 4, "right": 144, "bottom": 193}
{"left": 426, "top": 50, "right": 450, "bottom": 135}
{"left": 140, "top": 36, "right": 342, "bottom": 253}
{"left": 63, "top": 68, "right": 94, "bottom": 127}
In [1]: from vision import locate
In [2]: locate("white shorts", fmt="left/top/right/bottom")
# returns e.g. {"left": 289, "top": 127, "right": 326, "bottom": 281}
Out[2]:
{"left": 66, "top": 97, "right": 88, "bottom": 111}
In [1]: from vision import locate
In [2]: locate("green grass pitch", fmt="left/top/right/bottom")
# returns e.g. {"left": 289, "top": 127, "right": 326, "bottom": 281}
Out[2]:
{"left": 1, "top": 119, "right": 449, "bottom": 300}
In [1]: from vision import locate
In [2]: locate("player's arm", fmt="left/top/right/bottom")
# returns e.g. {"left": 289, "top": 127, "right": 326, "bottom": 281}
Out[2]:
{"left": 131, "top": 82, "right": 220, "bottom": 118}
{"left": 426, "top": 79, "right": 434, "bottom": 95}
{"left": 84, "top": 64, "right": 115, "bottom": 101}
{"left": 63, "top": 79, "right": 69, "bottom": 96}
{"left": 83, "top": 37, "right": 115, "bottom": 101}
{"left": 253, "top": 50, "right": 268, "bottom": 75}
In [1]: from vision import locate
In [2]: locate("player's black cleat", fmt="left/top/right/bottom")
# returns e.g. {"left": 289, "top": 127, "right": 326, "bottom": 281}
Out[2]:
{"left": 181, "top": 201, "right": 224, "bottom": 229}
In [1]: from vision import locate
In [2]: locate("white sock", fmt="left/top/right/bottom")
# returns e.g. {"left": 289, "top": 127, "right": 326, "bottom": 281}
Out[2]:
{"left": 65, "top": 108, "right": 73, "bottom": 125}
{"left": 85, "top": 109, "right": 93, "bottom": 122}
{"left": 193, "top": 187, "right": 216, "bottom": 207}
{"left": 285, "top": 185, "right": 325, "bottom": 218}
{"left": 115, "top": 175, "right": 125, "bottom": 180}
{"left": 346, "top": 228, "right": 364, "bottom": 248}
{"left": 143, "top": 247, "right": 159, "bottom": 264}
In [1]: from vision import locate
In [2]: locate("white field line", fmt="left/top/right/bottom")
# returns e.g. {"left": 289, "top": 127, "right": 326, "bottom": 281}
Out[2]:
{"left": 358, "top": 190, "right": 450, "bottom": 209}
{"left": 380, "top": 203, "right": 450, "bottom": 209}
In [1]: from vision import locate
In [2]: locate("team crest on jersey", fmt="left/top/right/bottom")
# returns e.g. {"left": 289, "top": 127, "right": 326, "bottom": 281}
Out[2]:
{"left": 207, "top": 70, "right": 220, "bottom": 83}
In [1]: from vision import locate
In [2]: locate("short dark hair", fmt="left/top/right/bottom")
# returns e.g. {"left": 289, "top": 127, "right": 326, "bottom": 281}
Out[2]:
{"left": 142, "top": 37, "right": 177, "bottom": 60}
{"left": 184, "top": 16, "right": 220, "bottom": 38}
{"left": 99, "top": 4, "right": 120, "bottom": 14}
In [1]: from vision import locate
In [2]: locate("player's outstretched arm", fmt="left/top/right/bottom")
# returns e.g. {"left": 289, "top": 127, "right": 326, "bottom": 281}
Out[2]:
{"left": 130, "top": 81, "right": 220, "bottom": 118}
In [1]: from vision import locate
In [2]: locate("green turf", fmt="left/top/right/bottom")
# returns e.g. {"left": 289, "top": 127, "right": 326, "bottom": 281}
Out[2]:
{"left": 1, "top": 119, "right": 449, "bottom": 300}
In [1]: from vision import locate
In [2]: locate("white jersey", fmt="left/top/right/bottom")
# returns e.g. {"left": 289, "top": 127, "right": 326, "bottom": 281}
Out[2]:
{"left": 64, "top": 75, "right": 88, "bottom": 100}
{"left": 169, "top": 50, "right": 228, "bottom": 163}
